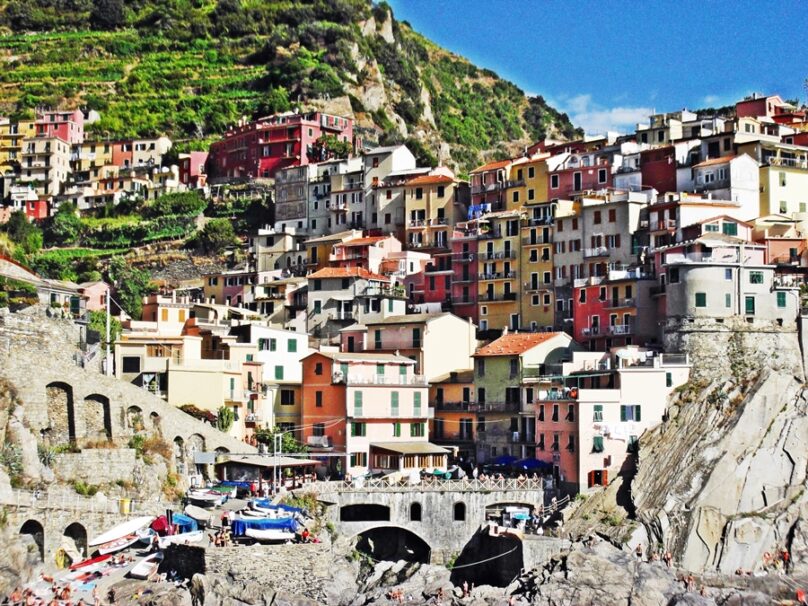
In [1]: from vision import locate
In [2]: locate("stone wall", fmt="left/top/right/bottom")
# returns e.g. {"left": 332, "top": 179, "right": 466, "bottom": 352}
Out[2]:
{"left": 52, "top": 449, "right": 138, "bottom": 485}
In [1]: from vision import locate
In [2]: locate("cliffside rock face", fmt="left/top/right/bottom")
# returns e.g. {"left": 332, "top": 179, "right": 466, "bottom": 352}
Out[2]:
{"left": 633, "top": 322, "right": 808, "bottom": 573}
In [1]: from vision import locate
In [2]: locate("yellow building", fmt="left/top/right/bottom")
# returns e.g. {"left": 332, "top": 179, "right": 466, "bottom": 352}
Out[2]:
{"left": 520, "top": 200, "right": 555, "bottom": 331}
{"left": 504, "top": 154, "right": 550, "bottom": 212}
{"left": 71, "top": 140, "right": 114, "bottom": 173}
{"left": 737, "top": 141, "right": 808, "bottom": 216}
{"left": 0, "top": 119, "right": 35, "bottom": 174}
{"left": 476, "top": 209, "right": 524, "bottom": 334}
{"left": 404, "top": 173, "right": 467, "bottom": 250}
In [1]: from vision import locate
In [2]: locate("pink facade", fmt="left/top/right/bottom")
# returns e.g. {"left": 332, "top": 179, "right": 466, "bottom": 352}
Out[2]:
{"left": 548, "top": 157, "right": 612, "bottom": 199}
{"left": 36, "top": 109, "right": 84, "bottom": 144}
{"left": 449, "top": 231, "right": 479, "bottom": 323}
{"left": 572, "top": 280, "right": 637, "bottom": 350}
{"left": 78, "top": 281, "right": 110, "bottom": 312}
{"left": 208, "top": 112, "right": 353, "bottom": 180}
{"left": 330, "top": 236, "right": 402, "bottom": 274}
{"left": 180, "top": 151, "right": 209, "bottom": 188}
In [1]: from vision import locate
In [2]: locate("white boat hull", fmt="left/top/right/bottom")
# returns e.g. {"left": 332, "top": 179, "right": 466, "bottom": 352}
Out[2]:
{"left": 90, "top": 516, "right": 154, "bottom": 547}
{"left": 157, "top": 530, "right": 205, "bottom": 550}
{"left": 129, "top": 553, "right": 163, "bottom": 580}
{"left": 245, "top": 528, "right": 295, "bottom": 543}
{"left": 97, "top": 534, "right": 139, "bottom": 555}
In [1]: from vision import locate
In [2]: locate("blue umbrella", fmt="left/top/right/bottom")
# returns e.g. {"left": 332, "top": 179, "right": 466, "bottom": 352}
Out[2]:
{"left": 512, "top": 458, "right": 552, "bottom": 471}
{"left": 492, "top": 455, "right": 519, "bottom": 466}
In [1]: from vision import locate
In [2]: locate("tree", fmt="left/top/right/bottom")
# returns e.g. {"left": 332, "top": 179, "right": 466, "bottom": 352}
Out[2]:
{"left": 46, "top": 203, "right": 82, "bottom": 246}
{"left": 197, "top": 219, "right": 238, "bottom": 255}
{"left": 307, "top": 134, "right": 352, "bottom": 162}
{"left": 217, "top": 406, "right": 234, "bottom": 433}
{"left": 107, "top": 256, "right": 154, "bottom": 319}
{"left": 255, "top": 426, "right": 308, "bottom": 454}
{"left": 255, "top": 87, "right": 291, "bottom": 117}
{"left": 3, "top": 211, "right": 42, "bottom": 255}
{"left": 90, "top": 0, "right": 126, "bottom": 30}
{"left": 87, "top": 309, "right": 121, "bottom": 352}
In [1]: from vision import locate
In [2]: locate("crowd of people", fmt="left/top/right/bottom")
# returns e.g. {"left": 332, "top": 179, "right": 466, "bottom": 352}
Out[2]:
{"left": 3, "top": 582, "right": 102, "bottom": 606}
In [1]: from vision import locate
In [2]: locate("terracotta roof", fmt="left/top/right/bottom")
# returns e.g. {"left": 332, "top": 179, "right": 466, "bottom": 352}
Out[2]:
{"left": 406, "top": 174, "right": 455, "bottom": 186}
{"left": 474, "top": 332, "right": 565, "bottom": 357}
{"left": 307, "top": 267, "right": 389, "bottom": 281}
{"left": 692, "top": 155, "right": 736, "bottom": 169}
{"left": 470, "top": 159, "right": 512, "bottom": 174}
{"left": 339, "top": 236, "right": 387, "bottom": 248}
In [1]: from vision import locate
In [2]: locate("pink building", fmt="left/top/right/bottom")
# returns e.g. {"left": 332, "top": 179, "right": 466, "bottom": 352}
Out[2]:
{"left": 180, "top": 151, "right": 209, "bottom": 188}
{"left": 208, "top": 111, "right": 353, "bottom": 180}
{"left": 547, "top": 152, "right": 612, "bottom": 199}
{"left": 35, "top": 109, "right": 84, "bottom": 144}
{"left": 78, "top": 281, "right": 110, "bottom": 312}
{"left": 329, "top": 235, "right": 403, "bottom": 274}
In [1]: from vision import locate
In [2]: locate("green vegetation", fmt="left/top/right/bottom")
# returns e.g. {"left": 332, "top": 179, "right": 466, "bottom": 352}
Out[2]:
{"left": 195, "top": 218, "right": 239, "bottom": 254}
{"left": 255, "top": 426, "right": 308, "bottom": 454}
{"left": 216, "top": 405, "right": 234, "bottom": 432}
{"left": 87, "top": 309, "right": 121, "bottom": 351}
{"left": 0, "top": 0, "right": 579, "bottom": 172}
{"left": 107, "top": 256, "right": 156, "bottom": 319}
{"left": 72, "top": 480, "right": 100, "bottom": 496}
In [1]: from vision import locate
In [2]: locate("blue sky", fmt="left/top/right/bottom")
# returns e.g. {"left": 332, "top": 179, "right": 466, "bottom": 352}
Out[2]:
{"left": 387, "top": 0, "right": 806, "bottom": 135}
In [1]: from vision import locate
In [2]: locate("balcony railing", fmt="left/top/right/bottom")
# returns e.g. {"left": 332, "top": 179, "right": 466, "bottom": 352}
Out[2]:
{"left": 345, "top": 374, "right": 428, "bottom": 386}
{"left": 538, "top": 389, "right": 578, "bottom": 401}
{"left": 521, "top": 235, "right": 552, "bottom": 245}
{"left": 479, "top": 250, "right": 517, "bottom": 260}
{"left": 475, "top": 400, "right": 521, "bottom": 412}
{"left": 331, "top": 311, "right": 354, "bottom": 321}
{"left": 479, "top": 271, "right": 517, "bottom": 281}
{"left": 583, "top": 246, "right": 610, "bottom": 258}
{"left": 767, "top": 157, "right": 808, "bottom": 170}
{"left": 478, "top": 292, "right": 518, "bottom": 302}
{"left": 433, "top": 400, "right": 476, "bottom": 411}
{"left": 478, "top": 229, "right": 502, "bottom": 239}
{"left": 409, "top": 218, "right": 448, "bottom": 227}
{"left": 360, "top": 285, "right": 407, "bottom": 299}
{"left": 608, "top": 324, "right": 633, "bottom": 335}
{"left": 582, "top": 326, "right": 601, "bottom": 337}
{"left": 603, "top": 297, "right": 635, "bottom": 309}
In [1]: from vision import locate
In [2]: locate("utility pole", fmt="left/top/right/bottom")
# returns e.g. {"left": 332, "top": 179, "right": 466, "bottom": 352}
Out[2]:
{"left": 105, "top": 290, "right": 112, "bottom": 376}
{"left": 273, "top": 432, "right": 283, "bottom": 496}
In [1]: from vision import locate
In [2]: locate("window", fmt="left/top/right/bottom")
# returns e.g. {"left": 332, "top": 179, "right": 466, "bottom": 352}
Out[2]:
{"left": 780, "top": 201, "right": 788, "bottom": 214}
{"left": 313, "top": 279, "right": 322, "bottom": 291}
{"left": 287, "top": 339, "right": 297, "bottom": 353}
{"left": 354, "top": 391, "right": 363, "bottom": 416}
{"left": 593, "top": 404, "right": 603, "bottom": 421}
{"left": 666, "top": 373, "right": 672, "bottom": 388}
{"left": 453, "top": 502, "right": 466, "bottom": 521}
{"left": 749, "top": 271, "right": 764, "bottom": 284}
{"left": 777, "top": 291, "right": 787, "bottom": 308}
{"left": 351, "top": 423, "right": 366, "bottom": 437}
{"left": 509, "top": 359, "right": 518, "bottom": 378}
{"left": 550, "top": 175, "right": 559, "bottom": 189}
{"left": 280, "top": 389, "right": 295, "bottom": 405}
{"left": 578, "top": 289, "right": 586, "bottom": 303}
{"left": 392, "top": 422, "right": 401, "bottom": 437}
{"left": 620, "top": 405, "right": 642, "bottom": 421}
{"left": 412, "top": 328, "right": 421, "bottom": 348}
{"left": 374, "top": 329, "right": 382, "bottom": 349}
{"left": 313, "top": 300, "right": 322, "bottom": 314}
{"left": 415, "top": 188, "right": 423, "bottom": 200}
{"left": 592, "top": 436, "right": 604, "bottom": 452}
{"left": 608, "top": 209, "right": 616, "bottom": 222}
{"left": 724, "top": 268, "right": 732, "bottom": 281}
{"left": 414, "top": 392, "right": 422, "bottom": 415}
{"left": 512, "top": 191, "right": 519, "bottom": 203}
{"left": 780, "top": 172, "right": 787, "bottom": 187}
{"left": 376, "top": 363, "right": 385, "bottom": 376}
{"left": 551, "top": 434, "right": 560, "bottom": 451}
{"left": 538, "top": 404, "right": 544, "bottom": 422}
{"left": 722, "top": 222, "right": 738, "bottom": 237}
{"left": 269, "top": 338, "right": 277, "bottom": 352}
{"left": 705, "top": 223, "right": 719, "bottom": 232}
{"left": 313, "top": 423, "right": 325, "bottom": 437}
{"left": 598, "top": 168, "right": 607, "bottom": 183}
{"left": 315, "top": 391, "right": 323, "bottom": 408}
{"left": 551, "top": 404, "right": 559, "bottom": 422}
{"left": 477, "top": 358, "right": 485, "bottom": 377}
{"left": 437, "top": 185, "right": 445, "bottom": 197}
{"left": 274, "top": 366, "right": 284, "bottom": 380}
{"left": 161, "top": 308, "right": 168, "bottom": 321}
{"left": 725, "top": 293, "right": 732, "bottom": 308}
{"left": 349, "top": 452, "right": 367, "bottom": 467}
{"left": 528, "top": 188, "right": 535, "bottom": 200}
{"left": 399, "top": 364, "right": 407, "bottom": 376}
{"left": 410, "top": 422, "right": 425, "bottom": 437}
{"left": 391, "top": 391, "right": 399, "bottom": 416}
{"left": 745, "top": 295, "right": 755, "bottom": 315}
{"left": 567, "top": 435, "right": 576, "bottom": 451}
{"left": 528, "top": 166, "right": 535, "bottom": 179}
{"left": 695, "top": 292, "right": 707, "bottom": 308}
{"left": 410, "top": 502, "right": 422, "bottom": 521}
{"left": 668, "top": 267, "right": 680, "bottom": 283}
{"left": 122, "top": 356, "right": 141, "bottom": 373}
{"left": 566, "top": 404, "right": 575, "bottom": 422}
{"left": 315, "top": 362, "right": 323, "bottom": 375}
{"left": 593, "top": 211, "right": 601, "bottom": 224}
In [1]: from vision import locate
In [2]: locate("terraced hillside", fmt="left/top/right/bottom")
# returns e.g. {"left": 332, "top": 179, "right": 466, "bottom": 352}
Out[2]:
{"left": 0, "top": 0, "right": 581, "bottom": 171}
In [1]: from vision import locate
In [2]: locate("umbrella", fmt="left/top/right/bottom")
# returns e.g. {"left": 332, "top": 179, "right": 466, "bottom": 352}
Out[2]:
{"left": 512, "top": 458, "right": 553, "bottom": 471}
{"left": 492, "top": 455, "right": 519, "bottom": 466}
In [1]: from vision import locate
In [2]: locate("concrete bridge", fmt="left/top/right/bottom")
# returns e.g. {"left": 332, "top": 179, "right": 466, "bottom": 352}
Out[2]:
{"left": 2, "top": 489, "right": 172, "bottom": 566}
{"left": 303, "top": 478, "right": 550, "bottom": 564}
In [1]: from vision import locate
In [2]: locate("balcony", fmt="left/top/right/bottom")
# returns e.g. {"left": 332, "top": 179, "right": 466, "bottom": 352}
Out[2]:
{"left": 409, "top": 217, "right": 448, "bottom": 228}
{"left": 583, "top": 246, "right": 610, "bottom": 258}
{"left": 478, "top": 229, "right": 503, "bottom": 240}
{"left": 510, "top": 432, "right": 536, "bottom": 444}
{"left": 538, "top": 388, "right": 578, "bottom": 401}
{"left": 455, "top": 254, "right": 475, "bottom": 264}
{"left": 345, "top": 374, "right": 428, "bottom": 386}
{"left": 521, "top": 235, "right": 552, "bottom": 245}
{"left": 652, "top": 219, "right": 677, "bottom": 232}
{"left": 453, "top": 275, "right": 476, "bottom": 284}
{"left": 433, "top": 400, "right": 477, "bottom": 412}
{"left": 479, "top": 271, "right": 517, "bottom": 281}
{"left": 476, "top": 400, "right": 521, "bottom": 412}
{"left": 603, "top": 297, "right": 635, "bottom": 309}
{"left": 665, "top": 251, "right": 739, "bottom": 264}
{"left": 478, "top": 292, "right": 518, "bottom": 303}
{"left": 360, "top": 285, "right": 407, "bottom": 299}
{"left": 523, "top": 282, "right": 550, "bottom": 292}
{"left": 245, "top": 413, "right": 263, "bottom": 426}
{"left": 608, "top": 324, "right": 633, "bottom": 335}
{"left": 767, "top": 157, "right": 808, "bottom": 170}
{"left": 478, "top": 250, "right": 517, "bottom": 260}
{"left": 581, "top": 326, "right": 601, "bottom": 337}
{"left": 331, "top": 311, "right": 354, "bottom": 321}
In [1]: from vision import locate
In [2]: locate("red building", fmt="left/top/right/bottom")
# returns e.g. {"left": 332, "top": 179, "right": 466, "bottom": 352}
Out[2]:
{"left": 208, "top": 111, "right": 353, "bottom": 180}
{"left": 548, "top": 153, "right": 612, "bottom": 199}
{"left": 448, "top": 228, "right": 480, "bottom": 324}
{"left": 735, "top": 94, "right": 786, "bottom": 119}
{"left": 35, "top": 109, "right": 84, "bottom": 145}
{"left": 572, "top": 277, "right": 640, "bottom": 351}
{"left": 179, "top": 151, "right": 209, "bottom": 189}
{"left": 469, "top": 159, "right": 513, "bottom": 213}
{"left": 640, "top": 146, "right": 676, "bottom": 194}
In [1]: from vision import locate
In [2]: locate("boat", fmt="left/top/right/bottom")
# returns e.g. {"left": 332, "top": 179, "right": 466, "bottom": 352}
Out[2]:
{"left": 89, "top": 516, "right": 154, "bottom": 547}
{"left": 207, "top": 484, "right": 238, "bottom": 498}
{"left": 136, "top": 528, "right": 158, "bottom": 545}
{"left": 245, "top": 528, "right": 295, "bottom": 543}
{"left": 157, "top": 530, "right": 205, "bottom": 549}
{"left": 187, "top": 490, "right": 224, "bottom": 507}
{"left": 97, "top": 534, "right": 139, "bottom": 555}
{"left": 240, "top": 509, "right": 269, "bottom": 518}
{"left": 68, "top": 553, "right": 112, "bottom": 572}
{"left": 128, "top": 552, "right": 164, "bottom": 580}
{"left": 184, "top": 504, "right": 212, "bottom": 525}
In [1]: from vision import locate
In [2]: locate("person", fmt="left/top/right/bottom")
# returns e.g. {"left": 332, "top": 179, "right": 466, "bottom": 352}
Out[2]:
{"left": 462, "top": 581, "right": 469, "bottom": 598}
{"left": 634, "top": 543, "right": 643, "bottom": 561}
{"left": 472, "top": 467, "right": 479, "bottom": 480}
{"left": 92, "top": 586, "right": 100, "bottom": 606}
{"left": 221, "top": 510, "right": 229, "bottom": 529}
{"left": 9, "top": 587, "right": 22, "bottom": 604}
{"left": 663, "top": 551, "right": 672, "bottom": 568}
{"left": 796, "top": 588, "right": 806, "bottom": 605}
{"left": 301, "top": 528, "right": 310, "bottom": 543}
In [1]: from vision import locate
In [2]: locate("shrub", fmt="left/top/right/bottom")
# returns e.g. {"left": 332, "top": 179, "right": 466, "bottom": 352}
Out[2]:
{"left": 72, "top": 480, "right": 99, "bottom": 497}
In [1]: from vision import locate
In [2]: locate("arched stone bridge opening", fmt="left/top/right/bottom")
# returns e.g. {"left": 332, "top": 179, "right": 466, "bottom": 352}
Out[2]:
{"left": 354, "top": 526, "right": 431, "bottom": 564}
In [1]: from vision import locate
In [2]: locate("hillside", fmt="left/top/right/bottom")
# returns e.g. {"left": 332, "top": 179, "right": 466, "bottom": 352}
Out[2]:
{"left": 0, "top": 0, "right": 581, "bottom": 172}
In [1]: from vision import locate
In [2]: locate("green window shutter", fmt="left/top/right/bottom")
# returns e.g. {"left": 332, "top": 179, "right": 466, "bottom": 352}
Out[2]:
{"left": 593, "top": 436, "right": 603, "bottom": 452}
{"left": 354, "top": 391, "right": 363, "bottom": 416}
{"left": 620, "top": 405, "right": 627, "bottom": 422}
{"left": 777, "top": 291, "right": 786, "bottom": 308}
{"left": 414, "top": 392, "right": 422, "bottom": 414}
{"left": 593, "top": 404, "right": 603, "bottom": 421}
{"left": 270, "top": 338, "right": 277, "bottom": 352}
{"left": 288, "top": 339, "right": 297, "bottom": 353}
{"left": 399, "top": 364, "right": 407, "bottom": 376}
{"left": 376, "top": 363, "right": 384, "bottom": 375}
{"left": 275, "top": 365, "right": 283, "bottom": 380}
{"left": 666, "top": 372, "right": 672, "bottom": 387}
{"left": 725, "top": 293, "right": 732, "bottom": 308}
{"left": 374, "top": 329, "right": 382, "bottom": 347}
{"left": 393, "top": 422, "right": 401, "bottom": 437}
{"left": 412, "top": 328, "right": 421, "bottom": 346}
{"left": 695, "top": 292, "right": 707, "bottom": 307}
{"left": 391, "top": 391, "right": 399, "bottom": 416}
{"left": 246, "top": 354, "right": 254, "bottom": 362}
{"left": 745, "top": 296, "right": 755, "bottom": 315}
{"left": 341, "top": 363, "right": 348, "bottom": 378}
{"left": 388, "top": 299, "right": 393, "bottom": 312}
{"left": 635, "top": 406, "right": 641, "bottom": 422}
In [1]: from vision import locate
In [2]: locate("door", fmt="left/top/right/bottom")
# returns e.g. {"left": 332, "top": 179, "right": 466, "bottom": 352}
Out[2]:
{"left": 347, "top": 336, "right": 355, "bottom": 352}
{"left": 573, "top": 172, "right": 582, "bottom": 191}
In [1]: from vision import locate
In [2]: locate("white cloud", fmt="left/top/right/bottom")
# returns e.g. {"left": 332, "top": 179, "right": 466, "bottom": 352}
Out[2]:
{"left": 555, "top": 94, "right": 652, "bottom": 136}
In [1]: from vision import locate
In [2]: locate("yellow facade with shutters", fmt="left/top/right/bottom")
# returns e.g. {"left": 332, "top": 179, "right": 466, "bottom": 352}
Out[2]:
{"left": 476, "top": 210, "right": 523, "bottom": 333}
{"left": 504, "top": 155, "right": 550, "bottom": 212}
{"left": 520, "top": 200, "right": 555, "bottom": 331}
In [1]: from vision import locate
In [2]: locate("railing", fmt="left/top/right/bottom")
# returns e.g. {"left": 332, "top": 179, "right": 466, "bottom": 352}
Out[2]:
{"left": 361, "top": 285, "right": 407, "bottom": 298}
{"left": 479, "top": 271, "right": 518, "bottom": 280}
{"left": 768, "top": 157, "right": 808, "bottom": 170}
{"left": 660, "top": 353, "right": 689, "bottom": 366}
{"left": 475, "top": 400, "right": 522, "bottom": 412}
{"left": 479, "top": 251, "right": 517, "bottom": 260}
{"left": 653, "top": 219, "right": 677, "bottom": 231}
{"left": 582, "top": 326, "right": 600, "bottom": 337}
{"left": 583, "top": 246, "right": 610, "bottom": 258}
{"left": 331, "top": 311, "right": 354, "bottom": 321}
{"left": 521, "top": 235, "right": 552, "bottom": 245}
{"left": 346, "top": 374, "right": 428, "bottom": 386}
{"left": 538, "top": 389, "right": 578, "bottom": 401}
{"left": 433, "top": 400, "right": 477, "bottom": 411}
{"left": 608, "top": 324, "right": 633, "bottom": 335}
{"left": 478, "top": 292, "right": 518, "bottom": 302}
{"left": 2, "top": 489, "right": 174, "bottom": 516}
{"left": 665, "top": 252, "right": 739, "bottom": 264}
{"left": 409, "top": 218, "right": 448, "bottom": 227}
{"left": 307, "top": 477, "right": 545, "bottom": 493}
{"left": 478, "top": 229, "right": 503, "bottom": 239}
{"left": 603, "top": 297, "right": 635, "bottom": 309}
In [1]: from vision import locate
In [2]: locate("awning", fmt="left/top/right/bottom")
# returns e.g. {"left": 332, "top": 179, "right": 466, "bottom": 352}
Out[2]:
{"left": 217, "top": 455, "right": 321, "bottom": 468}
{"left": 370, "top": 442, "right": 450, "bottom": 455}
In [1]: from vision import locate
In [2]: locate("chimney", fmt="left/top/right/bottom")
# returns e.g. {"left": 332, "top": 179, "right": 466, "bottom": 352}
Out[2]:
{"left": 502, "top": 326, "right": 509, "bottom": 335}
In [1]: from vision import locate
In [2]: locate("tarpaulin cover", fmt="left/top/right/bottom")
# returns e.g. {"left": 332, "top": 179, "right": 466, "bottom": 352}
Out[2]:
{"left": 171, "top": 513, "right": 199, "bottom": 533}
{"left": 217, "top": 481, "right": 251, "bottom": 490}
{"left": 231, "top": 516, "right": 298, "bottom": 537}
{"left": 511, "top": 458, "right": 553, "bottom": 471}
{"left": 150, "top": 516, "right": 169, "bottom": 535}
{"left": 253, "top": 499, "right": 303, "bottom": 514}
{"left": 492, "top": 455, "right": 519, "bottom": 465}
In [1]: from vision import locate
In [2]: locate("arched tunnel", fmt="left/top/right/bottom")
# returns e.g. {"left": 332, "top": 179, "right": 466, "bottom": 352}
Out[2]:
{"left": 355, "top": 527, "right": 431, "bottom": 564}
{"left": 450, "top": 532, "right": 523, "bottom": 587}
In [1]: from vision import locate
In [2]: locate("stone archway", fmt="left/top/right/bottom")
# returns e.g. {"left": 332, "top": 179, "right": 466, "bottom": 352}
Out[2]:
{"left": 214, "top": 447, "right": 229, "bottom": 456}
{"left": 19, "top": 519, "right": 44, "bottom": 562}
{"left": 83, "top": 394, "right": 112, "bottom": 441}
{"left": 149, "top": 411, "right": 161, "bottom": 434}
{"left": 174, "top": 436, "right": 185, "bottom": 465}
{"left": 46, "top": 382, "right": 75, "bottom": 444}
{"left": 126, "top": 406, "right": 144, "bottom": 432}
{"left": 355, "top": 526, "right": 431, "bottom": 563}
{"left": 62, "top": 522, "right": 88, "bottom": 561}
